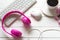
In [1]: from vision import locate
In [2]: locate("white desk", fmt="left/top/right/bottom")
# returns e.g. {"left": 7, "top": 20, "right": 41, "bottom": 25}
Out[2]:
{"left": 0, "top": 0, "right": 60, "bottom": 40}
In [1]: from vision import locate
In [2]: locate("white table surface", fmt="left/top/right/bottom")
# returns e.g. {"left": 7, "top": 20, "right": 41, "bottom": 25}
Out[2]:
{"left": 0, "top": 0, "right": 60, "bottom": 40}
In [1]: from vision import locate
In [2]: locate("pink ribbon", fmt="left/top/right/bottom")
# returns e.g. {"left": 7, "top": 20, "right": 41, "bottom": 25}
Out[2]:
{"left": 55, "top": 8, "right": 60, "bottom": 25}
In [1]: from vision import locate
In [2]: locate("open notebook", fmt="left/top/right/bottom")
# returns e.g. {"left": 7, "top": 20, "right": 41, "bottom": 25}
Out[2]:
{"left": 0, "top": 0, "right": 36, "bottom": 26}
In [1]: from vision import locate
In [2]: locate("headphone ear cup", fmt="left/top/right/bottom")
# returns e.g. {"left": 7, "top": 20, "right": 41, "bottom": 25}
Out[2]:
{"left": 11, "top": 29, "right": 22, "bottom": 37}
{"left": 21, "top": 16, "right": 31, "bottom": 25}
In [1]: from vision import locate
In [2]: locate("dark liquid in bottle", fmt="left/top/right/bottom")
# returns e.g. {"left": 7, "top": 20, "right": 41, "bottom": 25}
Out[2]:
{"left": 47, "top": 0, "right": 58, "bottom": 7}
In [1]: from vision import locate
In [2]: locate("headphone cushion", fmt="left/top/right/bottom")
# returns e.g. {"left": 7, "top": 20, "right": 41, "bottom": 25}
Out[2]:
{"left": 11, "top": 29, "right": 22, "bottom": 37}
{"left": 21, "top": 17, "right": 31, "bottom": 25}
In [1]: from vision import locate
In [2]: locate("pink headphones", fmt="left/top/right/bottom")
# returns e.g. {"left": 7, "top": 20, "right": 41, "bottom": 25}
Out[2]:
{"left": 1, "top": 11, "right": 31, "bottom": 38}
